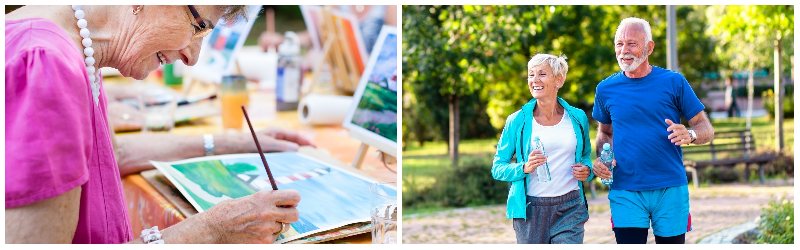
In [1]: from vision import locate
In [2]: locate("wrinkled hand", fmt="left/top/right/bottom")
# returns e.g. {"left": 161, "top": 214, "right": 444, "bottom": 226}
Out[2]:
{"left": 592, "top": 157, "right": 615, "bottom": 179}
{"left": 524, "top": 150, "right": 547, "bottom": 174}
{"left": 108, "top": 102, "right": 144, "bottom": 132}
{"left": 571, "top": 164, "right": 590, "bottom": 181}
{"left": 259, "top": 127, "right": 316, "bottom": 151}
{"left": 203, "top": 190, "right": 300, "bottom": 244}
{"left": 665, "top": 119, "right": 691, "bottom": 146}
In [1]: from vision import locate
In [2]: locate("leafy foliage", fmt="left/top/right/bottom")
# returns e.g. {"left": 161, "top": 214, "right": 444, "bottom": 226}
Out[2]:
{"left": 706, "top": 5, "right": 794, "bottom": 76}
{"left": 402, "top": 157, "right": 507, "bottom": 209}
{"left": 403, "top": 6, "right": 731, "bottom": 143}
{"left": 757, "top": 199, "right": 794, "bottom": 244}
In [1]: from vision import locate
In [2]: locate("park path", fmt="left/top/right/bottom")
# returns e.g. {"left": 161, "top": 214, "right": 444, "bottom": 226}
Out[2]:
{"left": 402, "top": 182, "right": 793, "bottom": 244}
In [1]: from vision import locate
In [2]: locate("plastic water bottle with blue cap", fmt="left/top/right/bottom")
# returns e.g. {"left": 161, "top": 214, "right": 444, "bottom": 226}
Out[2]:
{"left": 599, "top": 143, "right": 614, "bottom": 185}
{"left": 531, "top": 136, "right": 551, "bottom": 182}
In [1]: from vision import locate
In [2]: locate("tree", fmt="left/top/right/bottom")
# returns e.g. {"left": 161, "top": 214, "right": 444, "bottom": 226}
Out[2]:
{"left": 404, "top": 6, "right": 553, "bottom": 167}
{"left": 707, "top": 6, "right": 794, "bottom": 151}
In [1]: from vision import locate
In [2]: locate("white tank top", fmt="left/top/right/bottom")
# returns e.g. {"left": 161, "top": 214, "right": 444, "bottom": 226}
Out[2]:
{"left": 527, "top": 112, "right": 579, "bottom": 197}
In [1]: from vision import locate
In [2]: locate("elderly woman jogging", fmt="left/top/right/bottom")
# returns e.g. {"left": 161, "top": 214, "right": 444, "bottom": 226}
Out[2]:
{"left": 491, "top": 54, "right": 593, "bottom": 244}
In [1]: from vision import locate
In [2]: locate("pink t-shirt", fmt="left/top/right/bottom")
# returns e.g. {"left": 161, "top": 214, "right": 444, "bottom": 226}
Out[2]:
{"left": 5, "top": 18, "right": 133, "bottom": 244}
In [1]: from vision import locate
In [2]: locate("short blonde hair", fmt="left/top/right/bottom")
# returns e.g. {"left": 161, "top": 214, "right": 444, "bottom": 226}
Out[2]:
{"left": 527, "top": 54, "right": 568, "bottom": 79}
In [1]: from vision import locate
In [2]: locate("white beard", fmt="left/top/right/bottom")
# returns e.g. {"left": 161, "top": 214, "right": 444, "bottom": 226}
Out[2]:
{"left": 617, "top": 53, "right": 647, "bottom": 72}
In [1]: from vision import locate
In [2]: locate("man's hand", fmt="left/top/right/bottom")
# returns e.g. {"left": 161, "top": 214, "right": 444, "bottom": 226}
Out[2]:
{"left": 592, "top": 157, "right": 615, "bottom": 179}
{"left": 666, "top": 119, "right": 692, "bottom": 146}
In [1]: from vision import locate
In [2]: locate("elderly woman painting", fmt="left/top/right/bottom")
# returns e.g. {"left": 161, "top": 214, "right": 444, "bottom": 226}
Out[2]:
{"left": 491, "top": 54, "right": 593, "bottom": 244}
{"left": 6, "top": 6, "right": 298, "bottom": 243}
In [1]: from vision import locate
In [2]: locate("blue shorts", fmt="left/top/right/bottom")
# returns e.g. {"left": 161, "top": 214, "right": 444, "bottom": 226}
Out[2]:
{"left": 608, "top": 185, "right": 692, "bottom": 237}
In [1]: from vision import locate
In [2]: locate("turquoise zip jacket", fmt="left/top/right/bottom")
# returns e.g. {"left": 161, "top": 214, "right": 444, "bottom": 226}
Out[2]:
{"left": 491, "top": 97, "right": 594, "bottom": 219}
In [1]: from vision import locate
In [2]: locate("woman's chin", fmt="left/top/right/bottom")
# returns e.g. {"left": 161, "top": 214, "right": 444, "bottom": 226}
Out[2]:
{"left": 123, "top": 67, "right": 155, "bottom": 80}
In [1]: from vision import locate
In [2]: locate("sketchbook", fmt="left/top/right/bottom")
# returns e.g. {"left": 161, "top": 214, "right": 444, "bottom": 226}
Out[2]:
{"left": 150, "top": 152, "right": 396, "bottom": 243}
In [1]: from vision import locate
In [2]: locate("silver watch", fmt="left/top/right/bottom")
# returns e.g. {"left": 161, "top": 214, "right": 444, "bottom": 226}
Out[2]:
{"left": 203, "top": 134, "right": 215, "bottom": 156}
{"left": 688, "top": 129, "right": 697, "bottom": 143}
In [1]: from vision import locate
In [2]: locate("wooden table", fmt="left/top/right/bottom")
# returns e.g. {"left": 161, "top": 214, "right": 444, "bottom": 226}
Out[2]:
{"left": 119, "top": 84, "right": 395, "bottom": 243}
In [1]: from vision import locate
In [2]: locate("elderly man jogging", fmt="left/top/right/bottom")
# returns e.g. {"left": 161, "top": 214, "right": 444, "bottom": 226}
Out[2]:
{"left": 591, "top": 17, "right": 714, "bottom": 244}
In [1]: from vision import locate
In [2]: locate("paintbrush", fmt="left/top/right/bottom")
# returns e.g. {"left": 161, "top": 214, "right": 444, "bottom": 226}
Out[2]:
{"left": 241, "top": 106, "right": 279, "bottom": 190}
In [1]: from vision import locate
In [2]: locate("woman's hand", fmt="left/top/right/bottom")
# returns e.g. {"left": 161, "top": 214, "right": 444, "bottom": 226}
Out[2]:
{"left": 200, "top": 190, "right": 301, "bottom": 244}
{"left": 261, "top": 127, "right": 315, "bottom": 149}
{"left": 524, "top": 150, "right": 547, "bottom": 174}
{"left": 221, "top": 128, "right": 315, "bottom": 154}
{"left": 571, "top": 164, "right": 590, "bottom": 181}
{"left": 108, "top": 101, "right": 144, "bottom": 132}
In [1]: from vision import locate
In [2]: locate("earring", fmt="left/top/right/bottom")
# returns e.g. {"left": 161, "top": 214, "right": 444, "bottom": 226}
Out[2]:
{"left": 132, "top": 5, "right": 142, "bottom": 15}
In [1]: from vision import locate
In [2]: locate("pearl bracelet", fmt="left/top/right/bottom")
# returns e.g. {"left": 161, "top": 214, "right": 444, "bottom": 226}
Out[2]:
{"left": 140, "top": 226, "right": 165, "bottom": 244}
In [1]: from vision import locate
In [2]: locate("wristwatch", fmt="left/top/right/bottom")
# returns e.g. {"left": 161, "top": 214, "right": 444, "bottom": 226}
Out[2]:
{"left": 203, "top": 134, "right": 215, "bottom": 156}
{"left": 688, "top": 129, "right": 697, "bottom": 143}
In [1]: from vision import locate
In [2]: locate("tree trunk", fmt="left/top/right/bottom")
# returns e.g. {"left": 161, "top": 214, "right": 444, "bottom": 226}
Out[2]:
{"left": 746, "top": 60, "right": 754, "bottom": 130}
{"left": 774, "top": 37, "right": 784, "bottom": 153}
{"left": 666, "top": 5, "right": 679, "bottom": 71}
{"left": 449, "top": 95, "right": 460, "bottom": 168}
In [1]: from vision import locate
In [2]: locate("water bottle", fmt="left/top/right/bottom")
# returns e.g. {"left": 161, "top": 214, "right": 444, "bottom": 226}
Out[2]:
{"left": 599, "top": 143, "right": 614, "bottom": 185}
{"left": 531, "top": 136, "right": 551, "bottom": 182}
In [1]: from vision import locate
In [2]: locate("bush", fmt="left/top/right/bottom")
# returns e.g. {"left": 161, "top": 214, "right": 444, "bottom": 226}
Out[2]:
{"left": 700, "top": 166, "right": 740, "bottom": 183}
{"left": 432, "top": 158, "right": 508, "bottom": 207}
{"left": 403, "top": 157, "right": 508, "bottom": 209}
{"left": 762, "top": 89, "right": 794, "bottom": 119}
{"left": 756, "top": 199, "right": 794, "bottom": 244}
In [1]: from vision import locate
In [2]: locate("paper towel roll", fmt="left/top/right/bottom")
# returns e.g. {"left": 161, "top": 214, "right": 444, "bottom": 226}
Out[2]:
{"left": 298, "top": 94, "right": 353, "bottom": 126}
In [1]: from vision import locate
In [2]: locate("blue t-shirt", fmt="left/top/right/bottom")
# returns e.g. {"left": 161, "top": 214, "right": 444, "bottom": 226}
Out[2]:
{"left": 592, "top": 66, "right": 705, "bottom": 191}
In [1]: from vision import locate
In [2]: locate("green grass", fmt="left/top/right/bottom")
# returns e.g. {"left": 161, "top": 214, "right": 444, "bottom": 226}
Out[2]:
{"left": 402, "top": 117, "right": 794, "bottom": 214}
{"left": 404, "top": 138, "right": 499, "bottom": 156}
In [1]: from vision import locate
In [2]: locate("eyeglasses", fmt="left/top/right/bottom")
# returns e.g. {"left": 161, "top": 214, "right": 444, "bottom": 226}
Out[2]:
{"left": 187, "top": 5, "right": 214, "bottom": 39}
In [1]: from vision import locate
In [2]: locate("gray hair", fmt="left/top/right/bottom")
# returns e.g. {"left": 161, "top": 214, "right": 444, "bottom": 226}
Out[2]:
{"left": 216, "top": 5, "right": 248, "bottom": 23}
{"left": 615, "top": 17, "right": 652, "bottom": 43}
{"left": 527, "top": 54, "right": 568, "bottom": 80}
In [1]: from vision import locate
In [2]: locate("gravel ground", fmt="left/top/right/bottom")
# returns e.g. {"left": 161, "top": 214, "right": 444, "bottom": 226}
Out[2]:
{"left": 402, "top": 182, "right": 793, "bottom": 244}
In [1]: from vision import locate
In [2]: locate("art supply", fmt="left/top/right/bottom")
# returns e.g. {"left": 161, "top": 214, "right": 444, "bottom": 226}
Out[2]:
{"left": 241, "top": 106, "right": 278, "bottom": 190}
{"left": 141, "top": 91, "right": 177, "bottom": 132}
{"left": 298, "top": 94, "right": 352, "bottom": 125}
{"left": 341, "top": 27, "right": 399, "bottom": 161}
{"left": 188, "top": 5, "right": 261, "bottom": 84}
{"left": 276, "top": 32, "right": 302, "bottom": 111}
{"left": 220, "top": 75, "right": 249, "bottom": 131}
{"left": 259, "top": 47, "right": 279, "bottom": 90}
{"left": 150, "top": 152, "right": 397, "bottom": 243}
{"left": 163, "top": 61, "right": 185, "bottom": 88}
{"left": 146, "top": 94, "right": 216, "bottom": 107}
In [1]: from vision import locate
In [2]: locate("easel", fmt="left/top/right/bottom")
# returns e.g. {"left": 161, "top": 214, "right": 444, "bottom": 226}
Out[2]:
{"left": 352, "top": 143, "right": 370, "bottom": 169}
{"left": 351, "top": 143, "right": 397, "bottom": 172}
{"left": 309, "top": 8, "right": 364, "bottom": 95}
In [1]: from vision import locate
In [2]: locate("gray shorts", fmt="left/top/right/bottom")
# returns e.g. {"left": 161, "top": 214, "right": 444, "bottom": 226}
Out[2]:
{"left": 512, "top": 190, "right": 589, "bottom": 244}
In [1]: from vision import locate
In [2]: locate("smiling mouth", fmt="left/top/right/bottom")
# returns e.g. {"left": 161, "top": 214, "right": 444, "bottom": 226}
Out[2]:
{"left": 157, "top": 52, "right": 167, "bottom": 65}
{"left": 532, "top": 86, "right": 544, "bottom": 90}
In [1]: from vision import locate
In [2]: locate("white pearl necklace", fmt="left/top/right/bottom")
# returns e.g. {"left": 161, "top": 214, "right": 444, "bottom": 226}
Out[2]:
{"left": 71, "top": 5, "right": 100, "bottom": 106}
